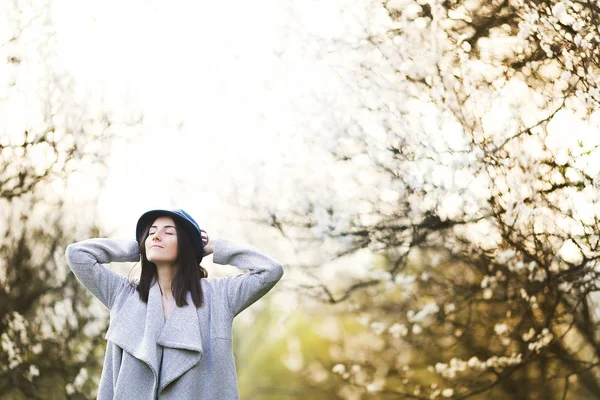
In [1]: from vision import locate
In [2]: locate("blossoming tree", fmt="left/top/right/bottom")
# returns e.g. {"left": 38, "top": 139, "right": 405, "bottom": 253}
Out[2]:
{"left": 252, "top": 0, "right": 600, "bottom": 398}
{"left": 0, "top": 1, "right": 133, "bottom": 398}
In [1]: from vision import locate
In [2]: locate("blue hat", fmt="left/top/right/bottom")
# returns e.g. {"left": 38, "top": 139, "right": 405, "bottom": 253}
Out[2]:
{"left": 136, "top": 208, "right": 204, "bottom": 261}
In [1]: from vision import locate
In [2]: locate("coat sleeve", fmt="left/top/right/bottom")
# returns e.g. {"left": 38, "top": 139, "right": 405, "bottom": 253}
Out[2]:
{"left": 211, "top": 238, "right": 284, "bottom": 317}
{"left": 65, "top": 238, "right": 140, "bottom": 309}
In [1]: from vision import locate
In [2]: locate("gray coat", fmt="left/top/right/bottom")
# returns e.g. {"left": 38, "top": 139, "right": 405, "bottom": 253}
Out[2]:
{"left": 65, "top": 237, "right": 284, "bottom": 399}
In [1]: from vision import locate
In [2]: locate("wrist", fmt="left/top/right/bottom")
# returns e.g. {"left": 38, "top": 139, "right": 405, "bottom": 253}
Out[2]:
{"left": 204, "top": 236, "right": 219, "bottom": 256}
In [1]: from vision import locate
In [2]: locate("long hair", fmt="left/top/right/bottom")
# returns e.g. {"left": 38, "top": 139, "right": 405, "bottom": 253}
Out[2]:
{"left": 136, "top": 216, "right": 208, "bottom": 308}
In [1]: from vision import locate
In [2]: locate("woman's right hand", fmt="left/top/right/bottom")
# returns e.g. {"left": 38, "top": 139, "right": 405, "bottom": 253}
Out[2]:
{"left": 201, "top": 229, "right": 214, "bottom": 256}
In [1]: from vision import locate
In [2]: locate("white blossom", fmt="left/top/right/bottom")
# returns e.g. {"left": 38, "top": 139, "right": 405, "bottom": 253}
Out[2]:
{"left": 1, "top": 331, "right": 22, "bottom": 370}
{"left": 367, "top": 382, "right": 382, "bottom": 392}
{"left": 332, "top": 364, "right": 346, "bottom": 374}
{"left": 496, "top": 249, "right": 516, "bottom": 264}
{"left": 408, "top": 303, "right": 439, "bottom": 322}
{"left": 528, "top": 329, "right": 553, "bottom": 353}
{"left": 389, "top": 323, "right": 409, "bottom": 338}
{"left": 66, "top": 383, "right": 75, "bottom": 395}
{"left": 522, "top": 328, "right": 535, "bottom": 341}
{"left": 25, "top": 364, "right": 40, "bottom": 381}
{"left": 31, "top": 343, "right": 43, "bottom": 355}
{"left": 394, "top": 274, "right": 417, "bottom": 286}
{"left": 483, "top": 288, "right": 493, "bottom": 299}
{"left": 370, "top": 270, "right": 392, "bottom": 281}
{"left": 551, "top": 2, "right": 576, "bottom": 25}
{"left": 73, "top": 367, "right": 88, "bottom": 390}
{"left": 370, "top": 321, "right": 387, "bottom": 335}
{"left": 494, "top": 323, "right": 509, "bottom": 335}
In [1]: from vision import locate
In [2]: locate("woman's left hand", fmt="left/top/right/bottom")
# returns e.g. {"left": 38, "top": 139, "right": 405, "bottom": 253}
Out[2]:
{"left": 201, "top": 229, "right": 213, "bottom": 256}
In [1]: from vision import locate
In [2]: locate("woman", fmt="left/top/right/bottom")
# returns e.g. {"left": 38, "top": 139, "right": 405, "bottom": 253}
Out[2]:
{"left": 65, "top": 208, "right": 284, "bottom": 400}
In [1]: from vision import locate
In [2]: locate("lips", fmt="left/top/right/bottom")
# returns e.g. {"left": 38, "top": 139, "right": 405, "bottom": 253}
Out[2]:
{"left": 150, "top": 245, "right": 164, "bottom": 249}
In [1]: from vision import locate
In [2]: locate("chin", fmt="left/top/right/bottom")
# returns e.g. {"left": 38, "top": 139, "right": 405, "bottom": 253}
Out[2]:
{"left": 148, "top": 258, "right": 176, "bottom": 265}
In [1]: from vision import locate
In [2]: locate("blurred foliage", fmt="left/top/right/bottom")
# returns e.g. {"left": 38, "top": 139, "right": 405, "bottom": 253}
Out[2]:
{"left": 235, "top": 302, "right": 359, "bottom": 399}
{"left": 0, "top": 1, "right": 117, "bottom": 398}
{"left": 251, "top": 0, "right": 600, "bottom": 399}
{"left": 3, "top": 0, "right": 600, "bottom": 398}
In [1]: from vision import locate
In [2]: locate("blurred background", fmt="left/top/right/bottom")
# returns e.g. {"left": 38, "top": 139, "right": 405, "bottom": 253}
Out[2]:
{"left": 1, "top": 0, "right": 599, "bottom": 398}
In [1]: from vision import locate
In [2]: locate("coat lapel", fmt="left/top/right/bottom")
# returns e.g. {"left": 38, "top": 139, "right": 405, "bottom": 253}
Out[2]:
{"left": 104, "top": 280, "right": 204, "bottom": 394}
{"left": 105, "top": 281, "right": 164, "bottom": 380}
{"left": 157, "top": 290, "right": 203, "bottom": 392}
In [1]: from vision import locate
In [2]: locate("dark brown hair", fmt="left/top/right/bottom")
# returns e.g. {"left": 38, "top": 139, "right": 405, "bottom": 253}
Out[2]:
{"left": 136, "top": 215, "right": 208, "bottom": 307}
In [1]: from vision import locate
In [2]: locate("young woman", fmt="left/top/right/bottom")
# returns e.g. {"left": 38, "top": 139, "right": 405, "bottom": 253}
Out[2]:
{"left": 65, "top": 208, "right": 284, "bottom": 400}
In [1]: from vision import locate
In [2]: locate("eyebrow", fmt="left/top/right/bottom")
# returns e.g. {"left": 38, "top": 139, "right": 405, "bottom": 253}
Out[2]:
{"left": 150, "top": 225, "right": 176, "bottom": 229}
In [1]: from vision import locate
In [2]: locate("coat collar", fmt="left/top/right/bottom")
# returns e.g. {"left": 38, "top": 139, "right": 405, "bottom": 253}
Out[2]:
{"left": 105, "top": 279, "right": 203, "bottom": 393}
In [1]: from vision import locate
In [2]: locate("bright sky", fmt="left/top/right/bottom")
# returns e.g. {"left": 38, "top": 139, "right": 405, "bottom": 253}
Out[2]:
{"left": 35, "top": 0, "right": 600, "bottom": 266}
{"left": 51, "top": 0, "right": 366, "bottom": 243}
{"left": 1, "top": 0, "right": 598, "bottom": 304}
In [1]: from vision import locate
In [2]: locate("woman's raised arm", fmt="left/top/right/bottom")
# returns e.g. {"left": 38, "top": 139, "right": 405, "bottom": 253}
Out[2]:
{"left": 210, "top": 238, "right": 284, "bottom": 317}
{"left": 65, "top": 238, "right": 140, "bottom": 309}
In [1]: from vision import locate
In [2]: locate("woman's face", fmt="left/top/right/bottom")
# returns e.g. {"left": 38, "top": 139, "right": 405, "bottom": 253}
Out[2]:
{"left": 145, "top": 216, "right": 178, "bottom": 265}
